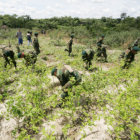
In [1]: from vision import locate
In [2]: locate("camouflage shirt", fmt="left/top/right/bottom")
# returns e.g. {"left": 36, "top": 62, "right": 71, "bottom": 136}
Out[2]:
{"left": 56, "top": 68, "right": 81, "bottom": 86}
{"left": 68, "top": 39, "right": 73, "bottom": 47}
{"left": 82, "top": 49, "right": 94, "bottom": 60}
{"left": 33, "top": 37, "right": 39, "bottom": 48}
{"left": 24, "top": 52, "right": 37, "bottom": 66}
{"left": 97, "top": 39, "right": 104, "bottom": 47}
{"left": 3, "top": 49, "right": 13, "bottom": 57}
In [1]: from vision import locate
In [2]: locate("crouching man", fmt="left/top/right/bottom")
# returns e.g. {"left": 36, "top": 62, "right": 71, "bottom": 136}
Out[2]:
{"left": 1, "top": 47, "right": 17, "bottom": 68}
{"left": 51, "top": 65, "right": 82, "bottom": 99}
{"left": 122, "top": 45, "right": 140, "bottom": 69}
{"left": 82, "top": 48, "right": 94, "bottom": 69}
{"left": 17, "top": 46, "right": 37, "bottom": 66}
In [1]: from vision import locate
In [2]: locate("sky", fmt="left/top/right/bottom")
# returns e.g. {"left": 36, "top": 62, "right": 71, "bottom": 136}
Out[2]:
{"left": 0, "top": 0, "right": 140, "bottom": 19}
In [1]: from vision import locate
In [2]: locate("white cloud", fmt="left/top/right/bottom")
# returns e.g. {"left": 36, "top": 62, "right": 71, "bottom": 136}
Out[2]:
{"left": 103, "top": 8, "right": 110, "bottom": 13}
{"left": 66, "top": 0, "right": 79, "bottom": 3}
{"left": 91, "top": 0, "right": 105, "bottom": 3}
{"left": 0, "top": 0, "right": 140, "bottom": 18}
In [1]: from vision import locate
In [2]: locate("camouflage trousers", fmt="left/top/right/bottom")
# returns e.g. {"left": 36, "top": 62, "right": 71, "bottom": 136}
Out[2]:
{"left": 65, "top": 46, "right": 72, "bottom": 56}
{"left": 122, "top": 53, "right": 135, "bottom": 69}
{"left": 96, "top": 47, "right": 107, "bottom": 61}
{"left": 61, "top": 79, "right": 81, "bottom": 99}
{"left": 83, "top": 59, "right": 92, "bottom": 69}
{"left": 34, "top": 47, "right": 40, "bottom": 55}
{"left": 3, "top": 51, "right": 16, "bottom": 68}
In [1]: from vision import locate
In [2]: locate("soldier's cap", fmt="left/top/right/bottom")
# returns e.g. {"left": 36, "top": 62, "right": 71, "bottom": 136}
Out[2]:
{"left": 101, "top": 35, "right": 105, "bottom": 38}
{"left": 51, "top": 67, "right": 57, "bottom": 75}
{"left": 71, "top": 35, "right": 74, "bottom": 38}
{"left": 34, "top": 32, "right": 38, "bottom": 36}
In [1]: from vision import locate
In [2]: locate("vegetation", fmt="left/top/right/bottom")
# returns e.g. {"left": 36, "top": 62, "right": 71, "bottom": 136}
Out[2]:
{"left": 0, "top": 14, "right": 140, "bottom": 140}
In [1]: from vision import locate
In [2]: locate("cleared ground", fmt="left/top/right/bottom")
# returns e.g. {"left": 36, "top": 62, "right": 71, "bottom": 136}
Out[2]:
{"left": 0, "top": 34, "right": 140, "bottom": 140}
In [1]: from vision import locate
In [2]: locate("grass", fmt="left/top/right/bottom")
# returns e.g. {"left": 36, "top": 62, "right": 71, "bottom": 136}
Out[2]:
{"left": 0, "top": 29, "right": 140, "bottom": 140}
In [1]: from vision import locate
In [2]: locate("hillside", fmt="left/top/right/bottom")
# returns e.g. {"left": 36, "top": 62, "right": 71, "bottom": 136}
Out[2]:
{"left": 0, "top": 30, "right": 140, "bottom": 140}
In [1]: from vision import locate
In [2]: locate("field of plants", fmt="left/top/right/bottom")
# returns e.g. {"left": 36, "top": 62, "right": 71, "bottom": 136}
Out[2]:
{"left": 0, "top": 28, "right": 140, "bottom": 140}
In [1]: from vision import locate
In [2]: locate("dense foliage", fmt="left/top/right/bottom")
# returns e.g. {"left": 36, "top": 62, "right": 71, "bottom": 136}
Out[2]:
{"left": 0, "top": 28, "right": 140, "bottom": 139}
{"left": 1, "top": 13, "right": 140, "bottom": 33}
{"left": 1, "top": 13, "right": 140, "bottom": 50}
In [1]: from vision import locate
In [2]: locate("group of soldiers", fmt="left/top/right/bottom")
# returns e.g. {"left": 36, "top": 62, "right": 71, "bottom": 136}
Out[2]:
{"left": 51, "top": 35, "right": 140, "bottom": 101}
{"left": 81, "top": 35, "right": 140, "bottom": 69}
{"left": 0, "top": 31, "right": 40, "bottom": 68}
{"left": 0, "top": 32, "right": 140, "bottom": 103}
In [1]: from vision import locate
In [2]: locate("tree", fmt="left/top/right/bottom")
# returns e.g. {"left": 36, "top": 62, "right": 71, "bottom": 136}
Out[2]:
{"left": 120, "top": 13, "right": 127, "bottom": 20}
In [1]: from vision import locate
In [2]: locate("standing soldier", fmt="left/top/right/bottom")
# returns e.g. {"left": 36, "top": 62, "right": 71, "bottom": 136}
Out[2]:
{"left": 33, "top": 33, "right": 40, "bottom": 55}
{"left": 65, "top": 35, "right": 74, "bottom": 56}
{"left": 1, "top": 47, "right": 17, "bottom": 68}
{"left": 51, "top": 65, "right": 82, "bottom": 99}
{"left": 96, "top": 35, "right": 108, "bottom": 62}
{"left": 122, "top": 44, "right": 140, "bottom": 69}
{"left": 82, "top": 48, "right": 94, "bottom": 69}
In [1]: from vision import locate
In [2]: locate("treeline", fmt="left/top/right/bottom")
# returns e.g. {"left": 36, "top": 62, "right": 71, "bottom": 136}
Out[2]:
{"left": 0, "top": 13, "right": 140, "bottom": 34}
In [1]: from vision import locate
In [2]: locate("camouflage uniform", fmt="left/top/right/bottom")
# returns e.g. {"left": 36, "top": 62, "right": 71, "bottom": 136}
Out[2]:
{"left": 3, "top": 49, "right": 16, "bottom": 68}
{"left": 33, "top": 37, "right": 40, "bottom": 55}
{"left": 65, "top": 36, "right": 73, "bottom": 56}
{"left": 56, "top": 68, "right": 82, "bottom": 99}
{"left": 122, "top": 46, "right": 140, "bottom": 69}
{"left": 96, "top": 38, "right": 107, "bottom": 61}
{"left": 82, "top": 49, "right": 94, "bottom": 69}
{"left": 18, "top": 51, "right": 37, "bottom": 66}
{"left": 119, "top": 38, "right": 140, "bottom": 60}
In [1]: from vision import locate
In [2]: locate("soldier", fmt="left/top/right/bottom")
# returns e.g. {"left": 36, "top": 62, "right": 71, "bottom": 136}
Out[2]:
{"left": 51, "top": 65, "right": 82, "bottom": 99}
{"left": 122, "top": 45, "right": 140, "bottom": 69}
{"left": 82, "top": 48, "right": 94, "bottom": 69}
{"left": 33, "top": 33, "right": 40, "bottom": 55}
{"left": 16, "top": 46, "right": 37, "bottom": 67}
{"left": 1, "top": 47, "right": 17, "bottom": 68}
{"left": 119, "top": 38, "right": 140, "bottom": 61}
{"left": 96, "top": 35, "right": 108, "bottom": 62}
{"left": 65, "top": 35, "right": 74, "bottom": 56}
